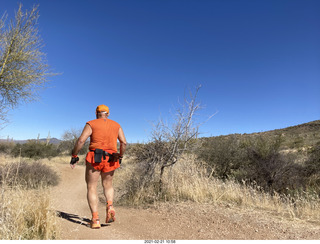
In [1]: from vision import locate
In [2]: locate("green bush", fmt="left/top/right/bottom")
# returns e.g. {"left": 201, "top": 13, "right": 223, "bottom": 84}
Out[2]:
{"left": 243, "top": 135, "right": 308, "bottom": 194}
{"left": 304, "top": 142, "right": 320, "bottom": 192}
{"left": 0, "top": 161, "right": 60, "bottom": 189}
{"left": 197, "top": 135, "right": 246, "bottom": 180}
{"left": 197, "top": 134, "right": 313, "bottom": 195}
{"left": 11, "top": 140, "right": 59, "bottom": 159}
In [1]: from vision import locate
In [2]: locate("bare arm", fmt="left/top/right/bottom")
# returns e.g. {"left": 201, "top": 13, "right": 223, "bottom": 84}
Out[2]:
{"left": 72, "top": 124, "right": 92, "bottom": 156}
{"left": 118, "top": 127, "right": 127, "bottom": 157}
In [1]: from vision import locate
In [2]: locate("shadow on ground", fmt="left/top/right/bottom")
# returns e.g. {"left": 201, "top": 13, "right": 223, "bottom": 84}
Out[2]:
{"left": 56, "top": 211, "right": 109, "bottom": 228}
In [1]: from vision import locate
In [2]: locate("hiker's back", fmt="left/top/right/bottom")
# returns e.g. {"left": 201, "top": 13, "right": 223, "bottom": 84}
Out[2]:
{"left": 87, "top": 118, "right": 120, "bottom": 153}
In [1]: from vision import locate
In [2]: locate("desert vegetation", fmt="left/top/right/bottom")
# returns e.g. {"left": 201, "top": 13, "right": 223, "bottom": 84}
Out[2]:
{"left": 0, "top": 155, "right": 60, "bottom": 239}
{"left": 114, "top": 154, "right": 320, "bottom": 223}
{"left": 113, "top": 120, "right": 320, "bottom": 225}
{"left": 1, "top": 119, "right": 319, "bottom": 239}
{"left": 119, "top": 122, "right": 320, "bottom": 202}
{"left": 197, "top": 132, "right": 320, "bottom": 196}
{"left": 113, "top": 91, "right": 320, "bottom": 224}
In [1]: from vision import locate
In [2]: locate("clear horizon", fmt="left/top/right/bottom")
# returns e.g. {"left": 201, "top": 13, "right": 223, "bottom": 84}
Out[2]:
{"left": 1, "top": 119, "right": 318, "bottom": 142}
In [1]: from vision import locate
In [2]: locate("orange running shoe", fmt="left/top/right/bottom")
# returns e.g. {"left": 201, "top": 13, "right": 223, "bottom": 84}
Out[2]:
{"left": 90, "top": 218, "right": 101, "bottom": 229}
{"left": 106, "top": 205, "right": 116, "bottom": 223}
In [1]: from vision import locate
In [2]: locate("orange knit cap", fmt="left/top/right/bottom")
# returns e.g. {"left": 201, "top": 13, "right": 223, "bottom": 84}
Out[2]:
{"left": 96, "top": 104, "right": 109, "bottom": 114}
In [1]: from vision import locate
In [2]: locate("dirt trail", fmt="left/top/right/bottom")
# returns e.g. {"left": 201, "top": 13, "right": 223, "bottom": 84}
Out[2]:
{"left": 51, "top": 163, "right": 320, "bottom": 240}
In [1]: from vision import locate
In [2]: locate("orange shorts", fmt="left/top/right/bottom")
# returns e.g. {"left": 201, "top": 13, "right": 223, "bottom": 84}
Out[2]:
{"left": 85, "top": 151, "right": 120, "bottom": 173}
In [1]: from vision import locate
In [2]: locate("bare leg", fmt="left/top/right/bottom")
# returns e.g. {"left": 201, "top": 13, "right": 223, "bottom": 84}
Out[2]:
{"left": 101, "top": 170, "right": 114, "bottom": 203}
{"left": 101, "top": 170, "right": 116, "bottom": 223}
{"left": 85, "top": 162, "right": 101, "bottom": 214}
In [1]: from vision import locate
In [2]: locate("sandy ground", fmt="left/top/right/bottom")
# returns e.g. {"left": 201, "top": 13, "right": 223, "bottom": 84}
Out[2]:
{"left": 51, "top": 162, "right": 320, "bottom": 240}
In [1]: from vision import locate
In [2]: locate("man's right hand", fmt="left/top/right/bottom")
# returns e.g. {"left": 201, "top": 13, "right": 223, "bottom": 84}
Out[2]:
{"left": 70, "top": 156, "right": 79, "bottom": 169}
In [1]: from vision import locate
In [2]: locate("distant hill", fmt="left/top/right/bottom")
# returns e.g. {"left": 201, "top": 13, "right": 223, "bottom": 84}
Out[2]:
{"left": 257, "top": 120, "right": 320, "bottom": 148}
{"left": 0, "top": 137, "right": 61, "bottom": 145}
{"left": 200, "top": 120, "right": 320, "bottom": 149}
{"left": 257, "top": 120, "right": 320, "bottom": 135}
{"left": 1, "top": 120, "right": 319, "bottom": 147}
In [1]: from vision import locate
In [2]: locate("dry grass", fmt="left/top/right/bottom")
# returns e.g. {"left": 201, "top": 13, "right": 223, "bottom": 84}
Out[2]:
{"left": 114, "top": 154, "right": 320, "bottom": 224}
{"left": 0, "top": 185, "right": 59, "bottom": 239}
{"left": 0, "top": 154, "right": 60, "bottom": 240}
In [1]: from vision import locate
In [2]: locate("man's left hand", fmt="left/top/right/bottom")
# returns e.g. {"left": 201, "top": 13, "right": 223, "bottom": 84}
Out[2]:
{"left": 108, "top": 153, "right": 122, "bottom": 163}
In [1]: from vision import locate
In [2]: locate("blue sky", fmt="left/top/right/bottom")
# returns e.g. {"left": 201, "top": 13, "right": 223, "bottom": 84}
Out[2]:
{"left": 0, "top": 0, "right": 319, "bottom": 143}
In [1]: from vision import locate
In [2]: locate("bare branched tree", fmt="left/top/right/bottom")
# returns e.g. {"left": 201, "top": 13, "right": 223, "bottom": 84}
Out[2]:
{"left": 138, "top": 85, "right": 215, "bottom": 193}
{"left": 59, "top": 128, "right": 89, "bottom": 155}
{"left": 0, "top": 4, "right": 55, "bottom": 124}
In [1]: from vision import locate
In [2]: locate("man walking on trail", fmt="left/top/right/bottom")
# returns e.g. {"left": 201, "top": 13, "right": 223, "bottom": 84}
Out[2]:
{"left": 70, "top": 104, "right": 127, "bottom": 229}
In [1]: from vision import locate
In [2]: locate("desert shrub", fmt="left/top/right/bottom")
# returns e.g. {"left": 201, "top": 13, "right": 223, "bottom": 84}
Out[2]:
{"left": 11, "top": 141, "right": 59, "bottom": 159}
{"left": 114, "top": 141, "right": 165, "bottom": 204}
{"left": 305, "top": 142, "right": 320, "bottom": 172}
{"left": 239, "top": 135, "right": 310, "bottom": 195}
{"left": 197, "top": 134, "right": 312, "bottom": 195}
{"left": 0, "top": 157, "right": 60, "bottom": 239}
{"left": 0, "top": 142, "right": 15, "bottom": 154}
{"left": 197, "top": 135, "right": 246, "bottom": 180}
{"left": 304, "top": 142, "right": 320, "bottom": 193}
{"left": 0, "top": 161, "right": 60, "bottom": 189}
{"left": 124, "top": 143, "right": 145, "bottom": 157}
{"left": 243, "top": 135, "right": 286, "bottom": 189}
{"left": 115, "top": 160, "right": 160, "bottom": 205}
{"left": 287, "top": 135, "right": 305, "bottom": 148}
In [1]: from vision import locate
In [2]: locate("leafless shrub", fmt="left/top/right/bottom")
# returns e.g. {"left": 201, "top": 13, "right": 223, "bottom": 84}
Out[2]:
{"left": 130, "top": 86, "right": 214, "bottom": 198}
{"left": 59, "top": 128, "right": 89, "bottom": 155}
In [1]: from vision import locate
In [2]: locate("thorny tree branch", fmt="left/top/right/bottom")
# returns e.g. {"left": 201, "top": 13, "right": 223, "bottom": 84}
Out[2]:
{"left": 0, "top": 4, "right": 57, "bottom": 125}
